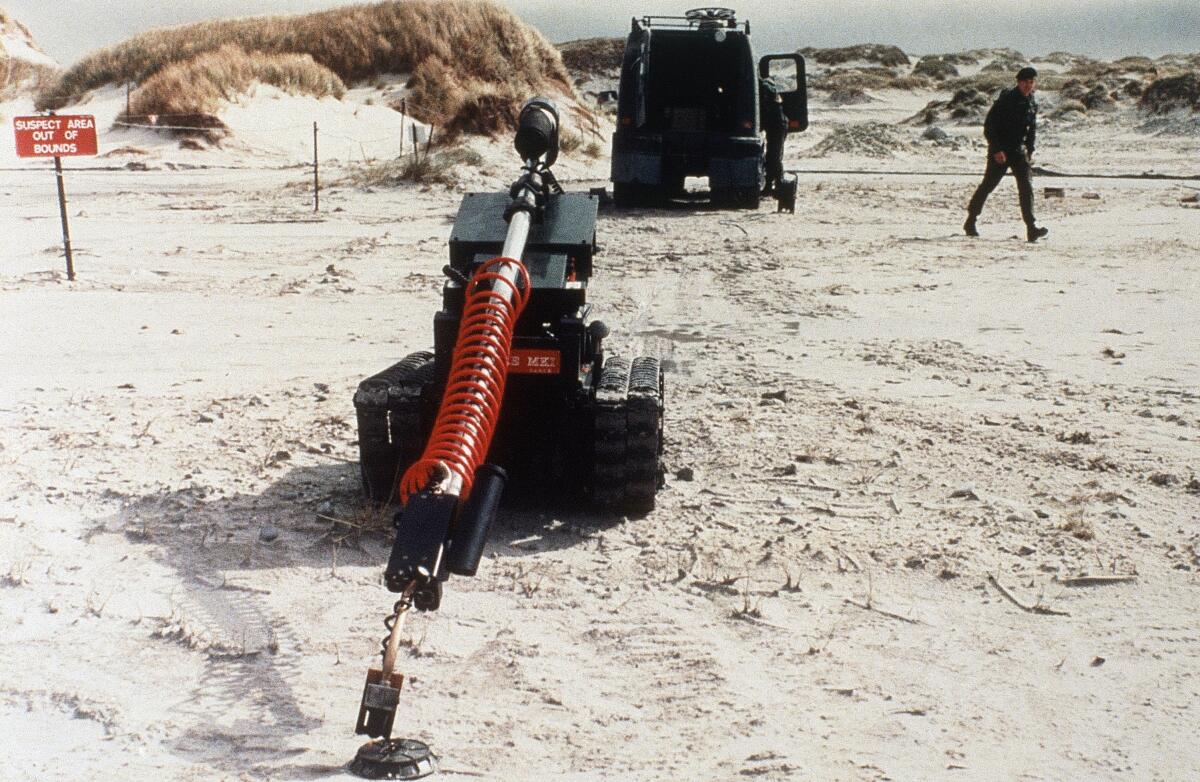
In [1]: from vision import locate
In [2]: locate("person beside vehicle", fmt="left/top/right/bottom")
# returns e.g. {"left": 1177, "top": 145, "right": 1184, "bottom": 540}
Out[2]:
{"left": 759, "top": 77, "right": 787, "bottom": 196}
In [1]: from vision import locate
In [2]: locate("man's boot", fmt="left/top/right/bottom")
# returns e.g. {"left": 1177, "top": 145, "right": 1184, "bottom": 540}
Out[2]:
{"left": 1027, "top": 224, "right": 1049, "bottom": 243}
{"left": 963, "top": 214, "right": 979, "bottom": 237}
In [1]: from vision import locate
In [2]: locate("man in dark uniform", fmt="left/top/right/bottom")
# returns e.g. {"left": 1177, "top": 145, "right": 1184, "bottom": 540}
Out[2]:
{"left": 964, "top": 66, "right": 1049, "bottom": 243}
{"left": 759, "top": 77, "right": 787, "bottom": 195}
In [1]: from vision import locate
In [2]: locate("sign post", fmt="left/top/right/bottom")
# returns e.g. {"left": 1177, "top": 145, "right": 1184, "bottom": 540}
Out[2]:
{"left": 12, "top": 114, "right": 99, "bottom": 281}
{"left": 53, "top": 155, "right": 75, "bottom": 281}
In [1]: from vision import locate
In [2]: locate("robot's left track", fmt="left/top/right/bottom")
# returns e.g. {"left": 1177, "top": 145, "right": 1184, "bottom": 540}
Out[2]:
{"left": 353, "top": 351, "right": 437, "bottom": 503}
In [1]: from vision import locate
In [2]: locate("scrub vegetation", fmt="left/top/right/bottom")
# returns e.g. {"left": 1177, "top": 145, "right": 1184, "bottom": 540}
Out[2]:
{"left": 122, "top": 45, "right": 346, "bottom": 137}
{"left": 558, "top": 37, "right": 626, "bottom": 75}
{"left": 0, "top": 8, "right": 60, "bottom": 101}
{"left": 37, "top": 0, "right": 573, "bottom": 136}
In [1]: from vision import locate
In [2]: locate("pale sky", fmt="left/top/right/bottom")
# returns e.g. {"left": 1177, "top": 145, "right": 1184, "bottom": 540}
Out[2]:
{"left": 7, "top": 0, "right": 1198, "bottom": 66}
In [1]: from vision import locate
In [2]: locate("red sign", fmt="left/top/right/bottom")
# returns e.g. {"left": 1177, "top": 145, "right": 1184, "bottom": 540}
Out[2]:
{"left": 509, "top": 349, "right": 560, "bottom": 375}
{"left": 13, "top": 115, "right": 98, "bottom": 158}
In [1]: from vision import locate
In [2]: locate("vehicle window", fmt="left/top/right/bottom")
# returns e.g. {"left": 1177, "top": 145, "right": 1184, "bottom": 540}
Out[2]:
{"left": 766, "top": 59, "right": 800, "bottom": 92}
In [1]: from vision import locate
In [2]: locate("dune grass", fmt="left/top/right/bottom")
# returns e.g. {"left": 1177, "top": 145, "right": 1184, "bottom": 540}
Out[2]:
{"left": 1, "top": 55, "right": 58, "bottom": 101}
{"left": 812, "top": 68, "right": 930, "bottom": 92}
{"left": 1141, "top": 73, "right": 1200, "bottom": 114}
{"left": 800, "top": 44, "right": 910, "bottom": 68}
{"left": 342, "top": 144, "right": 483, "bottom": 187}
{"left": 38, "top": 0, "right": 573, "bottom": 136}
{"left": 558, "top": 37, "right": 624, "bottom": 74}
{"left": 120, "top": 45, "right": 345, "bottom": 136}
{"left": 1, "top": 9, "right": 60, "bottom": 100}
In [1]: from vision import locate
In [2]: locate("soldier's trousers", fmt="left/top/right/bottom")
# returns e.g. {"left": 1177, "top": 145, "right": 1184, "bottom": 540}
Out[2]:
{"left": 764, "top": 130, "right": 785, "bottom": 187}
{"left": 967, "top": 149, "right": 1034, "bottom": 226}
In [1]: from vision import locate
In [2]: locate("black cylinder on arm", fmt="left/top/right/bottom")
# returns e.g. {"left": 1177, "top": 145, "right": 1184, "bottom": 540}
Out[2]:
{"left": 514, "top": 97, "right": 560, "bottom": 167}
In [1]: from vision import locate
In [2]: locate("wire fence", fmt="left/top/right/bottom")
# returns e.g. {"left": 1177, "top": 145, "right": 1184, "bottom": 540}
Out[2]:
{"left": 4, "top": 112, "right": 460, "bottom": 244}
{"left": 12, "top": 91, "right": 454, "bottom": 168}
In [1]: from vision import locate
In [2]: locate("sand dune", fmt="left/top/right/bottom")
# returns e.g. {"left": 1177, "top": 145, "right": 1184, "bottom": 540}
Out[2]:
{"left": 2, "top": 13, "right": 1199, "bottom": 781}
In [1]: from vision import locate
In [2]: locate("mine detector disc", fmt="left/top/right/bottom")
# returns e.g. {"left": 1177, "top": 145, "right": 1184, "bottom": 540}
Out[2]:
{"left": 350, "top": 738, "right": 437, "bottom": 780}
{"left": 352, "top": 586, "right": 438, "bottom": 779}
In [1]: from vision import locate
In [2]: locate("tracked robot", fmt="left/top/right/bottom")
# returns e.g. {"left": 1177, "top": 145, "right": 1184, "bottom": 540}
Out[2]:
{"left": 349, "top": 98, "right": 665, "bottom": 777}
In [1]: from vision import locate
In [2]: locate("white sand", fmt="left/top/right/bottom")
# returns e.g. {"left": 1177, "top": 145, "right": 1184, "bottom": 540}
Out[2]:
{"left": 2, "top": 66, "right": 1199, "bottom": 782}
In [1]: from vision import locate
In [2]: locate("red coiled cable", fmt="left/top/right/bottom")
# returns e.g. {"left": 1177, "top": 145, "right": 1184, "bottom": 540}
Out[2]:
{"left": 398, "top": 256, "right": 531, "bottom": 504}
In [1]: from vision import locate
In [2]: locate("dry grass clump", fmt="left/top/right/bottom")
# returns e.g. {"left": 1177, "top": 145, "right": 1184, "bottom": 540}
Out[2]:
{"left": 1140, "top": 73, "right": 1200, "bottom": 114}
{"left": 1042, "top": 51, "right": 1094, "bottom": 68}
{"left": 975, "top": 47, "right": 1026, "bottom": 62}
{"left": 905, "top": 87, "right": 993, "bottom": 125}
{"left": 1035, "top": 74, "right": 1069, "bottom": 91}
{"left": 981, "top": 58, "right": 1025, "bottom": 74}
{"left": 1082, "top": 84, "right": 1117, "bottom": 110}
{"left": 343, "top": 145, "right": 483, "bottom": 187}
{"left": 1, "top": 9, "right": 60, "bottom": 100}
{"left": 558, "top": 37, "right": 624, "bottom": 75}
{"left": 403, "top": 65, "right": 527, "bottom": 137}
{"left": 801, "top": 44, "right": 909, "bottom": 68}
{"left": 39, "top": 0, "right": 572, "bottom": 136}
{"left": 1060, "top": 511, "right": 1095, "bottom": 541}
{"left": 944, "top": 87, "right": 989, "bottom": 114}
{"left": 945, "top": 71, "right": 1010, "bottom": 95}
{"left": 812, "top": 67, "right": 929, "bottom": 93}
{"left": 1112, "top": 55, "right": 1156, "bottom": 72}
{"left": 887, "top": 75, "right": 931, "bottom": 91}
{"left": 1059, "top": 79, "right": 1088, "bottom": 101}
{"left": 119, "top": 45, "right": 344, "bottom": 138}
{"left": 1050, "top": 98, "right": 1087, "bottom": 118}
{"left": 944, "top": 70, "right": 1066, "bottom": 96}
{"left": 937, "top": 52, "right": 980, "bottom": 66}
{"left": 1066, "top": 57, "right": 1161, "bottom": 82}
{"left": 912, "top": 56, "right": 958, "bottom": 81}
{"left": 828, "top": 88, "right": 872, "bottom": 105}
{"left": 1, "top": 55, "right": 58, "bottom": 101}
{"left": 1122, "top": 79, "right": 1145, "bottom": 98}
{"left": 807, "top": 122, "right": 905, "bottom": 158}
{"left": 558, "top": 127, "right": 583, "bottom": 154}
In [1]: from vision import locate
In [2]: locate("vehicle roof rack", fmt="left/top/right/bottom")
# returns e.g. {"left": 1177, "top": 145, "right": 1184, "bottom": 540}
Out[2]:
{"left": 632, "top": 8, "right": 750, "bottom": 35}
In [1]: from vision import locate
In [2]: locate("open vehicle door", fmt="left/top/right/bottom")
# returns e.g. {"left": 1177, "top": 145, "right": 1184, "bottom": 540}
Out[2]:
{"left": 759, "top": 54, "right": 808, "bottom": 132}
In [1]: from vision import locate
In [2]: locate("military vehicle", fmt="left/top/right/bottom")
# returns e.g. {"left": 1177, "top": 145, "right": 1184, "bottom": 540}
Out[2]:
{"left": 611, "top": 7, "right": 808, "bottom": 208}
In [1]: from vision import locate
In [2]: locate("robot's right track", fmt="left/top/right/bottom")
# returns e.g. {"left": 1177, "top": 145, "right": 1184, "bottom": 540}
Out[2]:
{"left": 593, "top": 355, "right": 665, "bottom": 515}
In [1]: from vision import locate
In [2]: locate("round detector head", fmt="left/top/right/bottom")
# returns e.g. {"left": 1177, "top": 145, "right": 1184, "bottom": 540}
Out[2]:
{"left": 514, "top": 97, "right": 560, "bottom": 167}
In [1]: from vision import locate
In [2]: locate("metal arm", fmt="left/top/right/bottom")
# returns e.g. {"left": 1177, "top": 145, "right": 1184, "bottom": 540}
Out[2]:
{"left": 382, "top": 99, "right": 563, "bottom": 608}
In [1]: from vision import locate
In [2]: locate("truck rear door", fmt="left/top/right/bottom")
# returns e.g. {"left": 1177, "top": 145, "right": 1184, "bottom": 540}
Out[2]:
{"left": 759, "top": 54, "right": 808, "bottom": 132}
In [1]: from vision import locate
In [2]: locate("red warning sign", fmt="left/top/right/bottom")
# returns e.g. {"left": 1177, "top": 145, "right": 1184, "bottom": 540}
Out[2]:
{"left": 13, "top": 115, "right": 98, "bottom": 158}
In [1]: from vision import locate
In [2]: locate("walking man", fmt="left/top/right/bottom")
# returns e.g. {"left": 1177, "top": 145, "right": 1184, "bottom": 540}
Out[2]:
{"left": 964, "top": 66, "right": 1049, "bottom": 242}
